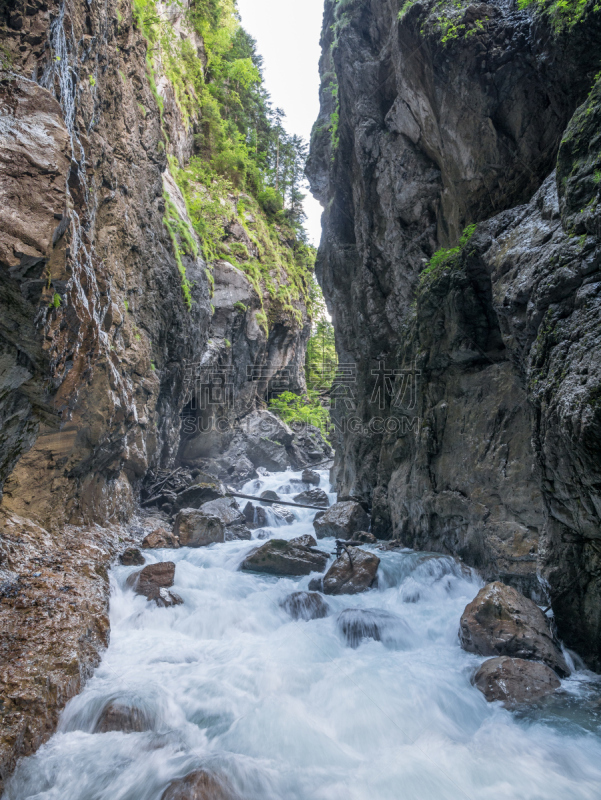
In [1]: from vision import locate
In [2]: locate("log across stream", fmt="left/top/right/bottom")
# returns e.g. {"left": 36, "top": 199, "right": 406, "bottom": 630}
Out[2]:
{"left": 5, "top": 469, "right": 601, "bottom": 799}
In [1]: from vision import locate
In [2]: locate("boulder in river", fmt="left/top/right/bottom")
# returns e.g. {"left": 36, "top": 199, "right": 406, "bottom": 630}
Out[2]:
{"left": 290, "top": 534, "right": 318, "bottom": 548}
{"left": 174, "top": 480, "right": 226, "bottom": 512}
{"left": 302, "top": 469, "right": 320, "bottom": 486}
{"left": 322, "top": 548, "right": 380, "bottom": 595}
{"left": 313, "top": 501, "right": 370, "bottom": 540}
{"left": 126, "top": 562, "right": 183, "bottom": 607}
{"left": 161, "top": 769, "right": 239, "bottom": 800}
{"left": 174, "top": 498, "right": 252, "bottom": 546}
{"left": 240, "top": 539, "right": 329, "bottom": 576}
{"left": 260, "top": 490, "right": 281, "bottom": 502}
{"left": 294, "top": 488, "right": 329, "bottom": 507}
{"left": 337, "top": 608, "right": 415, "bottom": 649}
{"left": 473, "top": 656, "right": 561, "bottom": 708}
{"left": 282, "top": 591, "right": 330, "bottom": 621}
{"left": 142, "top": 527, "right": 180, "bottom": 549}
{"left": 119, "top": 548, "right": 145, "bottom": 566}
{"left": 349, "top": 531, "right": 377, "bottom": 544}
{"left": 94, "top": 700, "right": 153, "bottom": 733}
{"left": 459, "top": 582, "right": 570, "bottom": 677}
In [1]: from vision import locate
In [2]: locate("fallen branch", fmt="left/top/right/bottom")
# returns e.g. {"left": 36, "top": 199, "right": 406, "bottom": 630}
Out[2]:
{"left": 226, "top": 491, "right": 327, "bottom": 512}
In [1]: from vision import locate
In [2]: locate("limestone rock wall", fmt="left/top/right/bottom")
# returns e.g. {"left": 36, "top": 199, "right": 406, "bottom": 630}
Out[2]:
{"left": 308, "top": 0, "right": 601, "bottom": 667}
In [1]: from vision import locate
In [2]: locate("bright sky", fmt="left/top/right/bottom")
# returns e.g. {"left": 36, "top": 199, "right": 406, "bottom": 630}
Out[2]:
{"left": 236, "top": 0, "right": 325, "bottom": 246}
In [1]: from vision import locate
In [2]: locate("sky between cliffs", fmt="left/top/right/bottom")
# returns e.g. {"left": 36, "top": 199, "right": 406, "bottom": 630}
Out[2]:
{"left": 236, "top": 0, "right": 324, "bottom": 246}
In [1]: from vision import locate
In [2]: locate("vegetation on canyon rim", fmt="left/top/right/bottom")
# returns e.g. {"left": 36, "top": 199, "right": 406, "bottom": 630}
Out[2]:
{"left": 132, "top": 0, "right": 314, "bottom": 319}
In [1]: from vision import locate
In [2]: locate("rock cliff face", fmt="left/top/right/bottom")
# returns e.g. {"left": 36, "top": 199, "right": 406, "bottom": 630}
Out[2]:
{"left": 0, "top": 0, "right": 318, "bottom": 785}
{"left": 308, "top": 0, "right": 601, "bottom": 667}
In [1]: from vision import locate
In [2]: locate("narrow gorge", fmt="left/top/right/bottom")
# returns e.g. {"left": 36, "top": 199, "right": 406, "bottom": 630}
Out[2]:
{"left": 1, "top": 0, "right": 601, "bottom": 797}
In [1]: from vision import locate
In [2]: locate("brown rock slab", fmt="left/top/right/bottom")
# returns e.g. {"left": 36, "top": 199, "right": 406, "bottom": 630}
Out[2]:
{"left": 94, "top": 701, "right": 152, "bottom": 733}
{"left": 161, "top": 769, "right": 239, "bottom": 800}
{"left": 313, "top": 501, "right": 370, "bottom": 540}
{"left": 142, "top": 528, "right": 180, "bottom": 549}
{"left": 282, "top": 591, "right": 329, "bottom": 621}
{"left": 322, "top": 548, "right": 380, "bottom": 595}
{"left": 126, "top": 562, "right": 175, "bottom": 600}
{"left": 119, "top": 548, "right": 145, "bottom": 566}
{"left": 240, "top": 539, "right": 329, "bottom": 576}
{"left": 459, "top": 582, "right": 569, "bottom": 677}
{"left": 473, "top": 656, "right": 561, "bottom": 708}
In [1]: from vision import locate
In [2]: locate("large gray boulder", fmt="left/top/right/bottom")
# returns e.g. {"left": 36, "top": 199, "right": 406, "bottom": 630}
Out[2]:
{"left": 302, "top": 469, "right": 321, "bottom": 486}
{"left": 94, "top": 700, "right": 153, "bottom": 733}
{"left": 174, "top": 498, "right": 252, "bottom": 546}
{"left": 473, "top": 657, "right": 561, "bottom": 708}
{"left": 240, "top": 539, "right": 329, "bottom": 576}
{"left": 173, "top": 479, "right": 225, "bottom": 511}
{"left": 322, "top": 547, "right": 380, "bottom": 595}
{"left": 294, "top": 488, "right": 329, "bottom": 507}
{"left": 313, "top": 501, "right": 370, "bottom": 539}
{"left": 459, "top": 582, "right": 569, "bottom": 677}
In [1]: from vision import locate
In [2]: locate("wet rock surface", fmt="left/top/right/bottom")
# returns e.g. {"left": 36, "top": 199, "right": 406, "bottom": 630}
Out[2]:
{"left": 119, "top": 548, "right": 145, "bottom": 566}
{"left": 313, "top": 501, "right": 370, "bottom": 540}
{"left": 94, "top": 701, "right": 153, "bottom": 734}
{"left": 473, "top": 657, "right": 561, "bottom": 709}
{"left": 307, "top": 0, "right": 601, "bottom": 666}
{"left": 302, "top": 469, "right": 320, "bottom": 486}
{"left": 126, "top": 562, "right": 177, "bottom": 603}
{"left": 174, "top": 499, "right": 251, "bottom": 546}
{"left": 322, "top": 548, "right": 380, "bottom": 596}
{"left": 293, "top": 488, "right": 329, "bottom": 507}
{"left": 281, "top": 591, "right": 329, "bottom": 621}
{"left": 142, "top": 528, "right": 180, "bottom": 549}
{"left": 290, "top": 534, "right": 318, "bottom": 548}
{"left": 349, "top": 531, "right": 377, "bottom": 545}
{"left": 459, "top": 583, "right": 569, "bottom": 677}
{"left": 337, "top": 608, "right": 414, "bottom": 649}
{"left": 240, "top": 539, "right": 329, "bottom": 576}
{"left": 161, "top": 769, "right": 240, "bottom": 800}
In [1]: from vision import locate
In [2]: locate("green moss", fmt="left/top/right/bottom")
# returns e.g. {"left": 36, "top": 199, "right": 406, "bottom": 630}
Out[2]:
{"left": 49, "top": 292, "right": 61, "bottom": 309}
{"left": 163, "top": 192, "right": 196, "bottom": 310}
{"left": 419, "top": 223, "right": 477, "bottom": 288}
{"left": 517, "top": 0, "right": 600, "bottom": 32}
{"left": 234, "top": 301, "right": 247, "bottom": 313}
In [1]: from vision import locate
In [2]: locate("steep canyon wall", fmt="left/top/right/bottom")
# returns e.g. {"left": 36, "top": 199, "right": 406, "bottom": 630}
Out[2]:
{"left": 308, "top": 0, "right": 601, "bottom": 668}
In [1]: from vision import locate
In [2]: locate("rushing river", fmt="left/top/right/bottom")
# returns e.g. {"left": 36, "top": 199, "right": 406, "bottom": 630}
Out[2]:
{"left": 5, "top": 469, "right": 601, "bottom": 800}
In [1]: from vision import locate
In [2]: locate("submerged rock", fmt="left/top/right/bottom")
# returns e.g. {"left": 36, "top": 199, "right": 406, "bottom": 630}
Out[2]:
{"left": 282, "top": 591, "right": 329, "bottom": 621}
{"left": 294, "top": 488, "right": 329, "bottom": 507}
{"left": 240, "top": 539, "right": 329, "bottom": 576}
{"left": 459, "top": 582, "right": 569, "bottom": 677}
{"left": 142, "top": 528, "right": 180, "bottom": 549}
{"left": 94, "top": 700, "right": 153, "bottom": 733}
{"left": 161, "top": 769, "right": 239, "bottom": 800}
{"left": 473, "top": 657, "right": 561, "bottom": 708}
{"left": 260, "top": 490, "right": 281, "bottom": 502}
{"left": 314, "top": 501, "right": 370, "bottom": 540}
{"left": 174, "top": 498, "right": 251, "bottom": 546}
{"left": 337, "top": 608, "right": 414, "bottom": 649}
{"left": 302, "top": 469, "right": 321, "bottom": 486}
{"left": 322, "top": 548, "right": 380, "bottom": 595}
{"left": 119, "top": 548, "right": 145, "bottom": 566}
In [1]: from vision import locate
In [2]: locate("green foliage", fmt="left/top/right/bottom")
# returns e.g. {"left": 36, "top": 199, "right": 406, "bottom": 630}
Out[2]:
{"left": 49, "top": 292, "right": 61, "bottom": 309}
{"left": 89, "top": 75, "right": 96, "bottom": 86}
{"left": 517, "top": 0, "right": 601, "bottom": 32}
{"left": 269, "top": 391, "right": 331, "bottom": 438}
{"left": 234, "top": 301, "right": 247, "bottom": 313}
{"left": 162, "top": 192, "right": 197, "bottom": 309}
{"left": 419, "top": 223, "right": 477, "bottom": 287}
{"left": 306, "top": 279, "right": 338, "bottom": 393}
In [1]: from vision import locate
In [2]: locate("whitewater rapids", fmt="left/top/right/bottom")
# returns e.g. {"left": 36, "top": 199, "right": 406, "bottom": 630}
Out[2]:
{"left": 4, "top": 469, "right": 601, "bottom": 800}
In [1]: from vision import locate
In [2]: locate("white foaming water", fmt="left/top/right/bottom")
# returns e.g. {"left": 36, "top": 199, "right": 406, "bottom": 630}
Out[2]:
{"left": 5, "top": 469, "right": 601, "bottom": 800}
